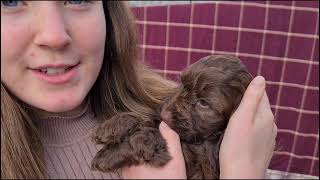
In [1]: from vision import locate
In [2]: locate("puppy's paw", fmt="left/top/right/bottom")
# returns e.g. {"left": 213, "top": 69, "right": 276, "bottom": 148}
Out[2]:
{"left": 91, "top": 142, "right": 140, "bottom": 172}
{"left": 94, "top": 112, "right": 142, "bottom": 145}
{"left": 189, "top": 172, "right": 205, "bottom": 179}
{"left": 129, "top": 127, "right": 171, "bottom": 167}
{"left": 92, "top": 125, "right": 171, "bottom": 173}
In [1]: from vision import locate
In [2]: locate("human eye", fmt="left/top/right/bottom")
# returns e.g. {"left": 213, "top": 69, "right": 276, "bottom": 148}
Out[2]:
{"left": 63, "top": 0, "right": 94, "bottom": 10}
{"left": 64, "top": 0, "right": 92, "bottom": 6}
{"left": 1, "top": 0, "right": 27, "bottom": 13}
{"left": 1, "top": 0, "right": 25, "bottom": 8}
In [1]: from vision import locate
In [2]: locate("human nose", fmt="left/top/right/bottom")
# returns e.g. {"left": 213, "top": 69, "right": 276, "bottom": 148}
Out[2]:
{"left": 33, "top": 7, "right": 71, "bottom": 50}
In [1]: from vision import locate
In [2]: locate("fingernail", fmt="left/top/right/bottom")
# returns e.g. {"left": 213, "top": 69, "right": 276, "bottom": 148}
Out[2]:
{"left": 252, "top": 76, "right": 265, "bottom": 87}
{"left": 159, "top": 121, "right": 168, "bottom": 130}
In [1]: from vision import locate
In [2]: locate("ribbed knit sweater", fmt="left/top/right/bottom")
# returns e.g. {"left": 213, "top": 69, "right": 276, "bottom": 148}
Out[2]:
{"left": 35, "top": 102, "right": 120, "bottom": 179}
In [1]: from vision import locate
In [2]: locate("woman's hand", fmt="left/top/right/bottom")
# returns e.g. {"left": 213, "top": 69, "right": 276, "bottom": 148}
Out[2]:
{"left": 219, "top": 76, "right": 277, "bottom": 179}
{"left": 121, "top": 121, "right": 187, "bottom": 179}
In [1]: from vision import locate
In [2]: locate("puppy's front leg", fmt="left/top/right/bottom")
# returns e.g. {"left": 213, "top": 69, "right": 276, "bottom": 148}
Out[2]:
{"left": 93, "top": 112, "right": 142, "bottom": 145}
{"left": 91, "top": 138, "right": 135, "bottom": 172}
{"left": 91, "top": 127, "right": 171, "bottom": 172}
{"left": 129, "top": 127, "right": 171, "bottom": 167}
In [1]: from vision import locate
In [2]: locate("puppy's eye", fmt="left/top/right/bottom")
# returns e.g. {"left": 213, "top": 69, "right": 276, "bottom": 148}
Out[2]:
{"left": 183, "top": 85, "right": 192, "bottom": 91}
{"left": 196, "top": 99, "right": 210, "bottom": 108}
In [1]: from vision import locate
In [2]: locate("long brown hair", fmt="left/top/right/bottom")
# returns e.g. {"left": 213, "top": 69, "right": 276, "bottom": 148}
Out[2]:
{"left": 1, "top": 1, "right": 176, "bottom": 179}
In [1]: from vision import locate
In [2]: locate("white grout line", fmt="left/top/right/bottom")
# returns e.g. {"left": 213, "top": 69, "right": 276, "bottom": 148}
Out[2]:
{"left": 270, "top": 105, "right": 319, "bottom": 115}
{"left": 278, "top": 129, "right": 319, "bottom": 138}
{"left": 266, "top": 169, "right": 319, "bottom": 179}
{"left": 211, "top": 3, "right": 219, "bottom": 54}
{"left": 187, "top": 3, "right": 194, "bottom": 67}
{"left": 139, "top": 44, "right": 319, "bottom": 65}
{"left": 235, "top": 1, "right": 244, "bottom": 57}
{"left": 310, "top": 133, "right": 319, "bottom": 175}
{"left": 129, "top": 1, "right": 191, "bottom": 7}
{"left": 281, "top": 3, "right": 300, "bottom": 174}
{"left": 152, "top": 68, "right": 319, "bottom": 92}
{"left": 257, "top": 1, "right": 270, "bottom": 75}
{"left": 136, "top": 20, "right": 319, "bottom": 39}
{"left": 163, "top": 6, "right": 170, "bottom": 79}
{"left": 267, "top": 81, "right": 319, "bottom": 91}
{"left": 274, "top": 151, "right": 319, "bottom": 161}
{"left": 142, "top": 6, "right": 147, "bottom": 63}
{"left": 129, "top": 1, "right": 319, "bottom": 13}
{"left": 307, "top": 12, "right": 319, "bottom": 176}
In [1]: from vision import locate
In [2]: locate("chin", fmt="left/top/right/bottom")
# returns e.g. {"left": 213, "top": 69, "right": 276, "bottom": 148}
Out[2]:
{"left": 36, "top": 96, "right": 85, "bottom": 114}
{"left": 45, "top": 104, "right": 78, "bottom": 113}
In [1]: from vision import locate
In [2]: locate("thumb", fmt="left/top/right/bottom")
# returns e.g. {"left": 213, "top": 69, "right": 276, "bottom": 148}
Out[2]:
{"left": 159, "top": 121, "right": 187, "bottom": 178}
{"left": 232, "top": 76, "right": 266, "bottom": 123}
{"left": 159, "top": 121, "right": 183, "bottom": 159}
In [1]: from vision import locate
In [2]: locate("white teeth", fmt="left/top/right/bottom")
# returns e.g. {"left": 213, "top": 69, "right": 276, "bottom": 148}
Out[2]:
{"left": 40, "top": 68, "right": 68, "bottom": 75}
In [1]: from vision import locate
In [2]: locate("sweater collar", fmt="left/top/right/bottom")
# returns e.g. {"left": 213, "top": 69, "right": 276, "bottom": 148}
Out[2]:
{"left": 31, "top": 99, "right": 99, "bottom": 146}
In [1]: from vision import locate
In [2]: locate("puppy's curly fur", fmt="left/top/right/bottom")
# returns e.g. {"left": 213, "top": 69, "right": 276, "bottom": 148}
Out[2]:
{"left": 91, "top": 55, "right": 253, "bottom": 179}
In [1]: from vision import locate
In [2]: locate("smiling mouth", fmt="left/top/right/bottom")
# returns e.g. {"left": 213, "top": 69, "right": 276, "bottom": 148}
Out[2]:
{"left": 30, "top": 63, "right": 80, "bottom": 76}
{"left": 29, "top": 63, "right": 80, "bottom": 84}
{"left": 35, "top": 65, "right": 77, "bottom": 76}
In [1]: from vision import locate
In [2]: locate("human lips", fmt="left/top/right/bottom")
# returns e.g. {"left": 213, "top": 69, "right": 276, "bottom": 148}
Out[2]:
{"left": 29, "top": 63, "right": 80, "bottom": 84}
{"left": 31, "top": 63, "right": 78, "bottom": 71}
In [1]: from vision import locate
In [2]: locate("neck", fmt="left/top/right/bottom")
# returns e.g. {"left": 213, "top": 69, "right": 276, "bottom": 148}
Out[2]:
{"left": 34, "top": 99, "right": 89, "bottom": 119}
{"left": 21, "top": 97, "right": 90, "bottom": 120}
{"left": 32, "top": 98, "right": 97, "bottom": 145}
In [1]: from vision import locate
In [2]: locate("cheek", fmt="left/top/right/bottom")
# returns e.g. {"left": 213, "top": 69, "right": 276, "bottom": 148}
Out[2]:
{"left": 67, "top": 12, "right": 106, "bottom": 88}
{"left": 76, "top": 27, "right": 106, "bottom": 59}
{"left": 1, "top": 14, "right": 31, "bottom": 59}
{"left": 81, "top": 58, "right": 103, "bottom": 89}
{"left": 68, "top": 9, "right": 106, "bottom": 58}
{"left": 1, "top": 18, "right": 31, "bottom": 90}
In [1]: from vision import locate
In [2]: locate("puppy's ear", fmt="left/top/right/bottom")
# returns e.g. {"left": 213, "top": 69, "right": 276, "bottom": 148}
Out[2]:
{"left": 204, "top": 134, "right": 224, "bottom": 179}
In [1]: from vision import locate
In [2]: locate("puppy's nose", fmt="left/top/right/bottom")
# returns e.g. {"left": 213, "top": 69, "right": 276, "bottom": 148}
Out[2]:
{"left": 160, "top": 110, "right": 172, "bottom": 123}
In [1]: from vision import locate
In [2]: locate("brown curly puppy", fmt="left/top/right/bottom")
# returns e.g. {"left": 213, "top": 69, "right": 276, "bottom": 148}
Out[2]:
{"left": 91, "top": 55, "right": 253, "bottom": 179}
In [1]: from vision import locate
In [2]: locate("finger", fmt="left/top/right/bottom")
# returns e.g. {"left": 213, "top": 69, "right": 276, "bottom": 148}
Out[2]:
{"left": 267, "top": 139, "right": 276, "bottom": 168}
{"left": 259, "top": 92, "right": 272, "bottom": 113}
{"left": 255, "top": 92, "right": 275, "bottom": 127}
{"left": 261, "top": 91, "right": 271, "bottom": 110}
{"left": 159, "top": 121, "right": 184, "bottom": 159}
{"left": 233, "top": 76, "right": 266, "bottom": 122}
{"left": 273, "top": 122, "right": 278, "bottom": 139}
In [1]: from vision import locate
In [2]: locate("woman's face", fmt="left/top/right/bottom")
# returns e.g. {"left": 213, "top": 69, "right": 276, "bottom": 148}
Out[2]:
{"left": 1, "top": 1, "right": 106, "bottom": 115}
